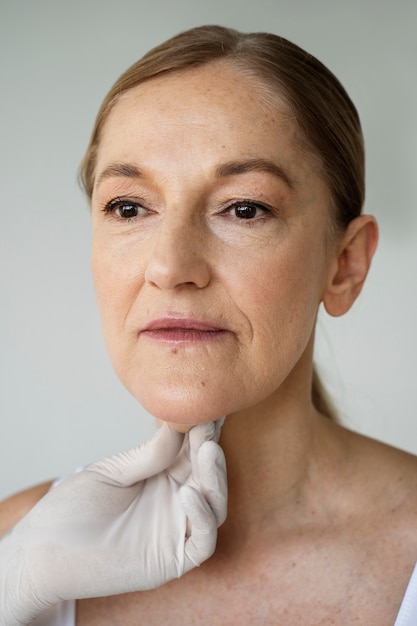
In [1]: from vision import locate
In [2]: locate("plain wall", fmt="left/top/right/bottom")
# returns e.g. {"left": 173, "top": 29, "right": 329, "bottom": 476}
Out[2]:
{"left": 1, "top": 0, "right": 416, "bottom": 499}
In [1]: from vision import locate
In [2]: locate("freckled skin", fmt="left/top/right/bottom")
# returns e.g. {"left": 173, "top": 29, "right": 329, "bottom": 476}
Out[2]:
{"left": 91, "top": 62, "right": 334, "bottom": 427}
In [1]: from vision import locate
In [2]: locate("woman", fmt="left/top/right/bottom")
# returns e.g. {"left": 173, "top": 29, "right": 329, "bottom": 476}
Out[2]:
{"left": 1, "top": 25, "right": 417, "bottom": 625}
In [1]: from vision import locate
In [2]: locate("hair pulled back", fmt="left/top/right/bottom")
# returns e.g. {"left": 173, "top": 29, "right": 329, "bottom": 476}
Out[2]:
{"left": 80, "top": 25, "right": 366, "bottom": 420}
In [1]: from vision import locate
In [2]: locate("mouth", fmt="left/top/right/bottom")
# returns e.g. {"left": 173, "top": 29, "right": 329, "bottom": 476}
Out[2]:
{"left": 140, "top": 317, "right": 231, "bottom": 344}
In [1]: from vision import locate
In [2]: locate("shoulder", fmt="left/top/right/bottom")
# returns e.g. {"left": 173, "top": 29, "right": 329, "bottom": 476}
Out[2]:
{"left": 323, "top": 421, "right": 417, "bottom": 525}
{"left": 340, "top": 425, "right": 417, "bottom": 493}
{"left": 0, "top": 481, "right": 54, "bottom": 537}
{"left": 348, "top": 427, "right": 417, "bottom": 487}
{"left": 338, "top": 425, "right": 417, "bottom": 540}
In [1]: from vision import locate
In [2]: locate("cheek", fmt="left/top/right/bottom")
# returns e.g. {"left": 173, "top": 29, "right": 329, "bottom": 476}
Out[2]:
{"left": 91, "top": 247, "right": 115, "bottom": 324}
{"left": 90, "top": 237, "right": 143, "bottom": 344}
{"left": 238, "top": 245, "right": 321, "bottom": 318}
{"left": 237, "top": 239, "right": 326, "bottom": 363}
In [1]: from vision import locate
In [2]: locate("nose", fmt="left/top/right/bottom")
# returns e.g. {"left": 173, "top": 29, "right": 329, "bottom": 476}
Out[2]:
{"left": 144, "top": 213, "right": 211, "bottom": 290}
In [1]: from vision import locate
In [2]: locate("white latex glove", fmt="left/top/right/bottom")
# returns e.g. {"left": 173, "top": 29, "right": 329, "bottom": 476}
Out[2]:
{"left": 0, "top": 420, "right": 227, "bottom": 626}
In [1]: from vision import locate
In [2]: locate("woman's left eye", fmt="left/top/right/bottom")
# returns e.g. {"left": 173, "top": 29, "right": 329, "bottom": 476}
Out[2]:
{"left": 227, "top": 201, "right": 270, "bottom": 220}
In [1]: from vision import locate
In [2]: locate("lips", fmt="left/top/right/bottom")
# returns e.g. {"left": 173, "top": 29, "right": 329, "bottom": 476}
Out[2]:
{"left": 140, "top": 316, "right": 230, "bottom": 343}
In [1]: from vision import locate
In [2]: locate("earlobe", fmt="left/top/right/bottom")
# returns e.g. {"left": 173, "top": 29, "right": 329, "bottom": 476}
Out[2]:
{"left": 322, "top": 215, "right": 378, "bottom": 317}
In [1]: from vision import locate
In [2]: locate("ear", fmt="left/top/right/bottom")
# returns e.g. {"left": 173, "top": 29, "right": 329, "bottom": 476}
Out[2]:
{"left": 322, "top": 215, "right": 378, "bottom": 317}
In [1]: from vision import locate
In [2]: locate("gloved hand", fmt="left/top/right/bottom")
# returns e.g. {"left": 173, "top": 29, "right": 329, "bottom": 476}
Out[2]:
{"left": 0, "top": 420, "right": 227, "bottom": 626}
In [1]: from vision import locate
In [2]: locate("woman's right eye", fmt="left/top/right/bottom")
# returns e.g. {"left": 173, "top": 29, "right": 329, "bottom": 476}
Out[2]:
{"left": 102, "top": 199, "right": 145, "bottom": 220}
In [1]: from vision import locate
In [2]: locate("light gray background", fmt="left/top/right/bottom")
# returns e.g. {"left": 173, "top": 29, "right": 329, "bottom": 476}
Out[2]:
{"left": 1, "top": 0, "right": 416, "bottom": 499}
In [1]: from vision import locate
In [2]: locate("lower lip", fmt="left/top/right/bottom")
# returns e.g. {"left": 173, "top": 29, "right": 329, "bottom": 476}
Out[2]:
{"left": 140, "top": 329, "right": 230, "bottom": 344}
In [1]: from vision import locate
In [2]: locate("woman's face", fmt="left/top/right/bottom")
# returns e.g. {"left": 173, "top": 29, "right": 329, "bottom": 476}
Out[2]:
{"left": 91, "top": 62, "right": 335, "bottom": 425}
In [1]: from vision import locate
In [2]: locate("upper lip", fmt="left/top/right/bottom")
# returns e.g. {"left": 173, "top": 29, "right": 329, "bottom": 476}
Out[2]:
{"left": 141, "top": 316, "right": 227, "bottom": 332}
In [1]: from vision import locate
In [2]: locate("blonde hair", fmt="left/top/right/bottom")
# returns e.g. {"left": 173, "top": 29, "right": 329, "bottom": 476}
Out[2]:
{"left": 80, "top": 25, "right": 366, "bottom": 421}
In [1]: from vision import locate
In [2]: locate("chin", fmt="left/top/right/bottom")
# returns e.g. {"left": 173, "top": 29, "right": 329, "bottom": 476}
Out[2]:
{"left": 156, "top": 420, "right": 196, "bottom": 433}
{"left": 130, "top": 384, "right": 231, "bottom": 426}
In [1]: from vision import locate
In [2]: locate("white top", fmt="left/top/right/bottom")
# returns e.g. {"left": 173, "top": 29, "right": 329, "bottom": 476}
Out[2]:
{"left": 394, "top": 562, "right": 417, "bottom": 626}
{"left": 31, "top": 561, "right": 417, "bottom": 625}
{"left": 31, "top": 599, "right": 75, "bottom": 626}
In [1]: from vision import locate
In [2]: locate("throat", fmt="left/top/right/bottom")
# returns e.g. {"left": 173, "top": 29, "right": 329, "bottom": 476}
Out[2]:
{"left": 218, "top": 404, "right": 344, "bottom": 538}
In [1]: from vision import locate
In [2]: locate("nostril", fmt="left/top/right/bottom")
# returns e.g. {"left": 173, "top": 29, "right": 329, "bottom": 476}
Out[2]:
{"left": 144, "top": 251, "right": 211, "bottom": 291}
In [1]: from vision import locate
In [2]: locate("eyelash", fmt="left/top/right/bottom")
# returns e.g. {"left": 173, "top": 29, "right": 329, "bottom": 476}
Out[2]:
{"left": 222, "top": 200, "right": 271, "bottom": 222}
{"left": 101, "top": 198, "right": 272, "bottom": 223}
{"left": 101, "top": 198, "right": 149, "bottom": 221}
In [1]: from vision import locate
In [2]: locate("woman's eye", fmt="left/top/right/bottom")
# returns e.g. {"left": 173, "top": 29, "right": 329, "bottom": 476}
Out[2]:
{"left": 229, "top": 202, "right": 269, "bottom": 220}
{"left": 116, "top": 203, "right": 140, "bottom": 219}
{"left": 102, "top": 199, "right": 144, "bottom": 220}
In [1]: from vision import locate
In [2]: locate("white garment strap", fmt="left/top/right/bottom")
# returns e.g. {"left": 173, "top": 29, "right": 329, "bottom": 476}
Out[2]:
{"left": 394, "top": 562, "right": 417, "bottom": 626}
{"left": 31, "top": 599, "right": 76, "bottom": 626}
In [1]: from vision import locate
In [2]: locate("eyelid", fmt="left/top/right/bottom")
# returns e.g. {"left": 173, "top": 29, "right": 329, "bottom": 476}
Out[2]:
{"left": 101, "top": 196, "right": 140, "bottom": 210}
{"left": 100, "top": 196, "right": 152, "bottom": 219}
{"left": 222, "top": 199, "right": 273, "bottom": 216}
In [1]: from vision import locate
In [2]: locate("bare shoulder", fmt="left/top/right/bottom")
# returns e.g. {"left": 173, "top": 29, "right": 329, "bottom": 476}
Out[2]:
{"left": 349, "top": 427, "right": 417, "bottom": 481}
{"left": 0, "top": 481, "right": 53, "bottom": 537}
{"left": 338, "top": 424, "right": 417, "bottom": 521}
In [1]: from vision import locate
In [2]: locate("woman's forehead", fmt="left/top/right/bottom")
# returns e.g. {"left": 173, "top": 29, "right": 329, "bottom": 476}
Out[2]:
{"left": 96, "top": 63, "right": 308, "bottom": 179}
{"left": 105, "top": 61, "right": 297, "bottom": 142}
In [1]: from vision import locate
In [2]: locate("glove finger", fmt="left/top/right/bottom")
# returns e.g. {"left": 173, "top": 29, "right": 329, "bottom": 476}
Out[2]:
{"left": 169, "top": 421, "right": 217, "bottom": 485}
{"left": 180, "top": 486, "right": 217, "bottom": 569}
{"left": 213, "top": 416, "right": 225, "bottom": 441}
{"left": 86, "top": 424, "right": 184, "bottom": 486}
{"left": 198, "top": 441, "right": 228, "bottom": 526}
{"left": 188, "top": 421, "right": 217, "bottom": 484}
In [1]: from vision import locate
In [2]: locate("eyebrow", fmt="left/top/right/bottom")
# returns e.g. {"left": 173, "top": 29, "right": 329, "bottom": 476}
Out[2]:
{"left": 214, "top": 158, "right": 295, "bottom": 190}
{"left": 95, "top": 158, "right": 295, "bottom": 190}
{"left": 96, "top": 162, "right": 142, "bottom": 187}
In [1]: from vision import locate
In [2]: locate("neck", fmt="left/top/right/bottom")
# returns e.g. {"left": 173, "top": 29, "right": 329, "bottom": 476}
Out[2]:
{"left": 218, "top": 387, "right": 347, "bottom": 543}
